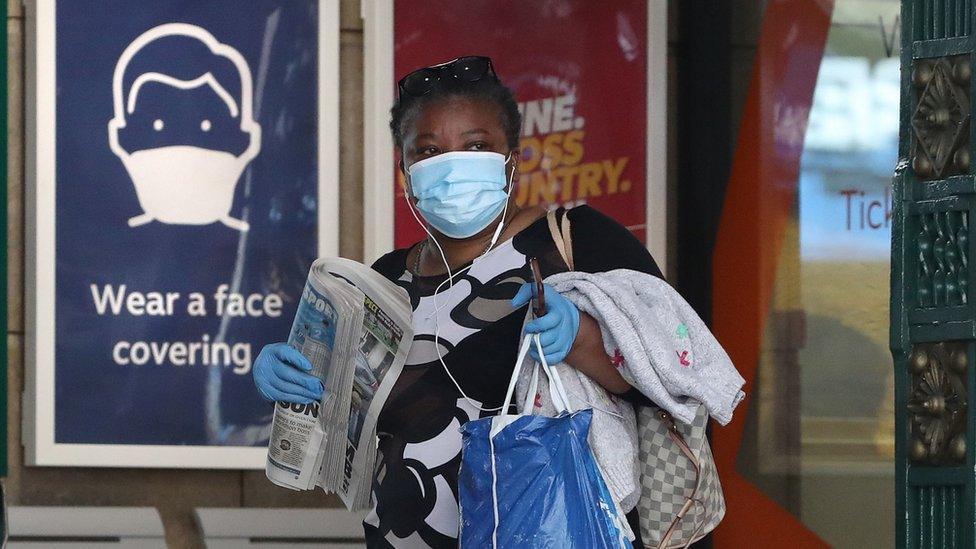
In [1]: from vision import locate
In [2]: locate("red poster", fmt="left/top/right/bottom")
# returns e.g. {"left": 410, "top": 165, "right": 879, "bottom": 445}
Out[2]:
{"left": 393, "top": 0, "right": 648, "bottom": 249}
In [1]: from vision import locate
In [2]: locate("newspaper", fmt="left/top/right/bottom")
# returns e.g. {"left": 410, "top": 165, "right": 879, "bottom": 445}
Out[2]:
{"left": 266, "top": 258, "right": 413, "bottom": 510}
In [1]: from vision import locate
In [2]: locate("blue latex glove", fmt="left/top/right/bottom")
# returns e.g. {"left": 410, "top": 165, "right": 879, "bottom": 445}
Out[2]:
{"left": 253, "top": 343, "right": 325, "bottom": 404}
{"left": 512, "top": 282, "right": 581, "bottom": 364}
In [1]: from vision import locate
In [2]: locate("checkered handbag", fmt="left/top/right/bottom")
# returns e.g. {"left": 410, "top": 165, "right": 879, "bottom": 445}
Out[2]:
{"left": 635, "top": 403, "right": 725, "bottom": 548}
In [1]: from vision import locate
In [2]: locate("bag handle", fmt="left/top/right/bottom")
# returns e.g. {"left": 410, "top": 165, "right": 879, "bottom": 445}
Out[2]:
{"left": 655, "top": 409, "right": 707, "bottom": 549}
{"left": 503, "top": 332, "right": 573, "bottom": 415}
{"left": 547, "top": 210, "right": 574, "bottom": 270}
{"left": 534, "top": 335, "right": 573, "bottom": 413}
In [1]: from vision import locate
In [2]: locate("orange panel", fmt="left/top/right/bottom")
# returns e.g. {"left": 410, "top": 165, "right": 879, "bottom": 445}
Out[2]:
{"left": 711, "top": 1, "right": 834, "bottom": 546}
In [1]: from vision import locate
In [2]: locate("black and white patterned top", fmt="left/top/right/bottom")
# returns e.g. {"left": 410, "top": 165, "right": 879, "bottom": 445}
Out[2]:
{"left": 363, "top": 206, "right": 663, "bottom": 548}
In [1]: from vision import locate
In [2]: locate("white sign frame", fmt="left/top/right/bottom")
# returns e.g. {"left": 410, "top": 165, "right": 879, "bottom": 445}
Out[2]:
{"left": 361, "top": 0, "right": 669, "bottom": 273}
{"left": 24, "top": 0, "right": 340, "bottom": 469}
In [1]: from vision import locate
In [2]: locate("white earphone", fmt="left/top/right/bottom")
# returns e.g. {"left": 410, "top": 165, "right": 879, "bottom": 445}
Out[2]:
{"left": 403, "top": 153, "right": 516, "bottom": 412}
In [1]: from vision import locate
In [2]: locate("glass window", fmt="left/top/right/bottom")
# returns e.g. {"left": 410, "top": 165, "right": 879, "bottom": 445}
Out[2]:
{"left": 736, "top": 2, "right": 900, "bottom": 547}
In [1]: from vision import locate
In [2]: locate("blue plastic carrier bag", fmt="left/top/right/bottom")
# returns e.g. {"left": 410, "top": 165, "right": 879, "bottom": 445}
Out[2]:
{"left": 458, "top": 333, "right": 631, "bottom": 548}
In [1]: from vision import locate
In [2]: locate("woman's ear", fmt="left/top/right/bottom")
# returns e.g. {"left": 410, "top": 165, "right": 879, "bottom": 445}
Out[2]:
{"left": 396, "top": 148, "right": 406, "bottom": 174}
{"left": 397, "top": 152, "right": 413, "bottom": 199}
{"left": 508, "top": 148, "right": 521, "bottom": 183}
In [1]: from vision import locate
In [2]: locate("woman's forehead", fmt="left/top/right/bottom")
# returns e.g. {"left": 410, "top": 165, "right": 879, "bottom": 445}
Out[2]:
{"left": 412, "top": 96, "right": 504, "bottom": 134}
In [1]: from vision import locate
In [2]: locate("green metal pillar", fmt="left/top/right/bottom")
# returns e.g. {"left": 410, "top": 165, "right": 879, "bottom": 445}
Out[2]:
{"left": 894, "top": 2, "right": 976, "bottom": 547}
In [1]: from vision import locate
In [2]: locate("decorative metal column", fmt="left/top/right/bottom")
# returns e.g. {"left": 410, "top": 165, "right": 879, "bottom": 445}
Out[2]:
{"left": 894, "top": 2, "right": 975, "bottom": 547}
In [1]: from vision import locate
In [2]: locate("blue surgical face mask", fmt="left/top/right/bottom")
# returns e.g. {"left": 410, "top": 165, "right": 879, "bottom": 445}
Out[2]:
{"left": 406, "top": 150, "right": 512, "bottom": 239}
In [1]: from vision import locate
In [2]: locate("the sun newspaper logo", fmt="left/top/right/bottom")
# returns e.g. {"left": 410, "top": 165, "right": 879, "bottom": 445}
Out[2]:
{"left": 278, "top": 400, "right": 320, "bottom": 419}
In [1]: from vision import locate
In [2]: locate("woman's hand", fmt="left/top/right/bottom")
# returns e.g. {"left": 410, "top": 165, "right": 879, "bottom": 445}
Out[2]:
{"left": 512, "top": 282, "right": 631, "bottom": 393}
{"left": 512, "top": 282, "right": 580, "bottom": 364}
{"left": 253, "top": 343, "right": 325, "bottom": 404}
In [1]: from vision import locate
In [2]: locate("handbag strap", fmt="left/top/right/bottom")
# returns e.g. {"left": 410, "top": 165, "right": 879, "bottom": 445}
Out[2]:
{"left": 547, "top": 210, "right": 575, "bottom": 270}
{"left": 548, "top": 207, "right": 707, "bottom": 546}
{"left": 655, "top": 409, "right": 708, "bottom": 549}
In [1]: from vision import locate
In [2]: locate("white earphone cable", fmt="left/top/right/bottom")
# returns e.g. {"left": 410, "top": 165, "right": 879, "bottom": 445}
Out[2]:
{"left": 404, "top": 153, "right": 516, "bottom": 413}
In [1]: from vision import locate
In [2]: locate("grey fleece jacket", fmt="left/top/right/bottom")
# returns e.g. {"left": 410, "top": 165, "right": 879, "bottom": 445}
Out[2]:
{"left": 547, "top": 269, "right": 745, "bottom": 426}
{"left": 516, "top": 269, "right": 745, "bottom": 513}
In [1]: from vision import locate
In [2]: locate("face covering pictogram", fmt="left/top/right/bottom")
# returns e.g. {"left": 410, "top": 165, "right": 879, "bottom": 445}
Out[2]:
{"left": 108, "top": 23, "right": 262, "bottom": 232}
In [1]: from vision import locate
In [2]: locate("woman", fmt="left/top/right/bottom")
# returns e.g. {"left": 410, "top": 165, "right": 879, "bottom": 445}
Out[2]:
{"left": 254, "top": 56, "right": 663, "bottom": 548}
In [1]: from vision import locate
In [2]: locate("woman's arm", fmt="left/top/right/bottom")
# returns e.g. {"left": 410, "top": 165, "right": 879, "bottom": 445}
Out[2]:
{"left": 560, "top": 206, "right": 665, "bottom": 396}
{"left": 518, "top": 206, "right": 665, "bottom": 396}
{"left": 565, "top": 312, "right": 630, "bottom": 393}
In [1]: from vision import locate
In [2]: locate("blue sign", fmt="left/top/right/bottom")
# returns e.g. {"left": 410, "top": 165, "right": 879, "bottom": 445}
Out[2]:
{"left": 26, "top": 0, "right": 338, "bottom": 467}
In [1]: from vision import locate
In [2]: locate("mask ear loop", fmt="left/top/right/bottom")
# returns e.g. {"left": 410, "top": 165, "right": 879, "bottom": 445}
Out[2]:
{"left": 403, "top": 153, "right": 517, "bottom": 413}
{"left": 484, "top": 151, "right": 516, "bottom": 252}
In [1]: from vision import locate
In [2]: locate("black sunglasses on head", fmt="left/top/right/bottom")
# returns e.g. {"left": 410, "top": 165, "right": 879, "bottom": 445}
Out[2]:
{"left": 397, "top": 56, "right": 499, "bottom": 98}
